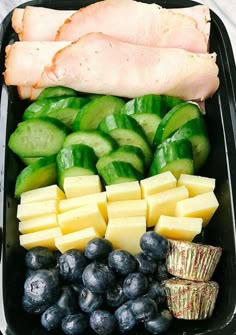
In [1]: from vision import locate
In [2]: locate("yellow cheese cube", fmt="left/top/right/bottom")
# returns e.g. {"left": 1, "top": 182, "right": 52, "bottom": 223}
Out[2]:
{"left": 177, "top": 174, "right": 215, "bottom": 197}
{"left": 55, "top": 227, "right": 100, "bottom": 253}
{"left": 175, "top": 192, "right": 219, "bottom": 227}
{"left": 106, "top": 181, "right": 141, "bottom": 202}
{"left": 140, "top": 171, "right": 177, "bottom": 198}
{"left": 20, "top": 185, "right": 65, "bottom": 204}
{"left": 17, "top": 200, "right": 59, "bottom": 221}
{"left": 64, "top": 175, "right": 102, "bottom": 198}
{"left": 59, "top": 192, "right": 107, "bottom": 220}
{"left": 155, "top": 215, "right": 202, "bottom": 241}
{"left": 147, "top": 186, "right": 189, "bottom": 227}
{"left": 107, "top": 200, "right": 147, "bottom": 219}
{"left": 58, "top": 204, "right": 107, "bottom": 235}
{"left": 105, "top": 216, "right": 146, "bottom": 255}
{"left": 19, "top": 227, "right": 62, "bottom": 250}
{"left": 19, "top": 214, "right": 58, "bottom": 234}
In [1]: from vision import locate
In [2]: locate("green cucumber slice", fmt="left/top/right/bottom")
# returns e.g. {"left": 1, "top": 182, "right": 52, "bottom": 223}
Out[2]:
{"left": 98, "top": 161, "right": 142, "bottom": 186}
{"left": 168, "top": 117, "right": 210, "bottom": 171}
{"left": 21, "top": 157, "right": 42, "bottom": 165}
{"left": 56, "top": 144, "right": 97, "bottom": 189}
{"left": 96, "top": 145, "right": 145, "bottom": 174}
{"left": 149, "top": 139, "right": 194, "bottom": 179}
{"left": 8, "top": 117, "right": 68, "bottom": 158}
{"left": 98, "top": 114, "right": 152, "bottom": 167}
{"left": 153, "top": 102, "right": 202, "bottom": 146}
{"left": 37, "top": 86, "right": 78, "bottom": 100}
{"left": 73, "top": 95, "right": 125, "bottom": 130}
{"left": 15, "top": 155, "right": 57, "bottom": 198}
{"left": 132, "top": 113, "right": 162, "bottom": 144}
{"left": 63, "top": 130, "right": 118, "bottom": 158}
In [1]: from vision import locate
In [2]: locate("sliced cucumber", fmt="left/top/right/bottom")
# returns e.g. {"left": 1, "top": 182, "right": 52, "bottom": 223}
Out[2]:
{"left": 21, "top": 157, "right": 42, "bottom": 165}
{"left": 167, "top": 117, "right": 210, "bottom": 171}
{"left": 132, "top": 113, "right": 162, "bottom": 144}
{"left": 73, "top": 95, "right": 125, "bottom": 131}
{"left": 15, "top": 155, "right": 57, "bottom": 198}
{"left": 8, "top": 117, "right": 68, "bottom": 158}
{"left": 153, "top": 102, "right": 202, "bottom": 146}
{"left": 56, "top": 144, "right": 97, "bottom": 189}
{"left": 96, "top": 145, "right": 145, "bottom": 174}
{"left": 98, "top": 114, "right": 152, "bottom": 167}
{"left": 149, "top": 139, "right": 194, "bottom": 179}
{"left": 37, "top": 86, "right": 78, "bottom": 100}
{"left": 98, "top": 161, "right": 142, "bottom": 186}
{"left": 63, "top": 130, "right": 117, "bottom": 158}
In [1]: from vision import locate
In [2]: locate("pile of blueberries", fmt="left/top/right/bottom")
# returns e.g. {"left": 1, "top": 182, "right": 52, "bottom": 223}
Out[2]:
{"left": 23, "top": 231, "right": 173, "bottom": 335}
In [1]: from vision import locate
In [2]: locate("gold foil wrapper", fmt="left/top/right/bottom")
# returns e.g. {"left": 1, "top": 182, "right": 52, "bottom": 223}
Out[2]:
{"left": 167, "top": 239, "right": 222, "bottom": 281}
{"left": 163, "top": 278, "right": 219, "bottom": 320}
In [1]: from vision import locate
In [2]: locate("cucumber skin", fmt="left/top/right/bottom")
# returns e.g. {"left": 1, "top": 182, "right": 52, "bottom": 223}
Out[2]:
{"left": 38, "top": 86, "right": 78, "bottom": 100}
{"left": 15, "top": 155, "right": 57, "bottom": 198}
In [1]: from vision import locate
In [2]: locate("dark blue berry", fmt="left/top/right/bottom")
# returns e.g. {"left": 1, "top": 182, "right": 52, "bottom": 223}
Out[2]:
{"left": 145, "top": 282, "right": 166, "bottom": 306}
{"left": 154, "top": 261, "right": 169, "bottom": 281}
{"left": 59, "top": 249, "right": 88, "bottom": 282}
{"left": 25, "top": 247, "right": 56, "bottom": 270}
{"left": 79, "top": 287, "right": 104, "bottom": 313}
{"left": 114, "top": 301, "right": 136, "bottom": 332}
{"left": 135, "top": 252, "right": 157, "bottom": 274}
{"left": 131, "top": 296, "right": 157, "bottom": 322}
{"left": 140, "top": 232, "right": 169, "bottom": 260}
{"left": 82, "top": 262, "right": 115, "bottom": 294}
{"left": 56, "top": 286, "right": 78, "bottom": 315}
{"left": 123, "top": 272, "right": 148, "bottom": 299}
{"left": 106, "top": 280, "right": 127, "bottom": 308}
{"left": 41, "top": 304, "right": 65, "bottom": 331}
{"left": 22, "top": 295, "right": 49, "bottom": 314}
{"left": 62, "top": 313, "right": 88, "bottom": 335}
{"left": 24, "top": 269, "right": 60, "bottom": 306}
{"left": 90, "top": 310, "right": 117, "bottom": 335}
{"left": 108, "top": 250, "right": 137, "bottom": 275}
{"left": 144, "top": 309, "right": 173, "bottom": 334}
{"left": 84, "top": 238, "right": 113, "bottom": 260}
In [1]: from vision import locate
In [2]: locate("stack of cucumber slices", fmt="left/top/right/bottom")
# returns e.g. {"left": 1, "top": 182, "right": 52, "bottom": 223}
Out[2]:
{"left": 8, "top": 87, "right": 210, "bottom": 198}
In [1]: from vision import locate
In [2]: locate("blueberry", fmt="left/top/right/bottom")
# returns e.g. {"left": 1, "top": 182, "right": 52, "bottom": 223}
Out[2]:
{"left": 140, "top": 232, "right": 169, "bottom": 260}
{"left": 59, "top": 249, "right": 88, "bottom": 282}
{"left": 24, "top": 269, "right": 60, "bottom": 306}
{"left": 79, "top": 287, "right": 104, "bottom": 313}
{"left": 84, "top": 238, "right": 113, "bottom": 260}
{"left": 25, "top": 268, "right": 35, "bottom": 279}
{"left": 108, "top": 250, "right": 137, "bottom": 275}
{"left": 90, "top": 310, "right": 117, "bottom": 335}
{"left": 135, "top": 252, "right": 157, "bottom": 274}
{"left": 57, "top": 286, "right": 78, "bottom": 315}
{"left": 123, "top": 272, "right": 148, "bottom": 299}
{"left": 22, "top": 295, "right": 49, "bottom": 314}
{"left": 41, "top": 304, "right": 65, "bottom": 331}
{"left": 145, "top": 282, "right": 166, "bottom": 306}
{"left": 25, "top": 247, "right": 56, "bottom": 270}
{"left": 154, "top": 261, "right": 169, "bottom": 281}
{"left": 82, "top": 262, "right": 115, "bottom": 294}
{"left": 131, "top": 296, "right": 157, "bottom": 322}
{"left": 106, "top": 280, "right": 127, "bottom": 308}
{"left": 114, "top": 301, "right": 136, "bottom": 332}
{"left": 144, "top": 309, "right": 173, "bottom": 334}
{"left": 62, "top": 313, "right": 88, "bottom": 335}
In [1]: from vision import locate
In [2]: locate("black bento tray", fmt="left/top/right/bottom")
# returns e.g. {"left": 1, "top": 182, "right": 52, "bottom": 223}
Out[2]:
{"left": 1, "top": 0, "right": 236, "bottom": 334}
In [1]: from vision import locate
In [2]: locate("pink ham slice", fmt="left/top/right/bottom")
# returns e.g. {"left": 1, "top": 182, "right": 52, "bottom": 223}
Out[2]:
{"left": 34, "top": 33, "right": 219, "bottom": 101}
{"left": 17, "top": 86, "right": 44, "bottom": 100}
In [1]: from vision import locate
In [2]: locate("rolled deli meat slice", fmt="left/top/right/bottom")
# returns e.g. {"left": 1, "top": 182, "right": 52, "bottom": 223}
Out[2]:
{"left": 35, "top": 33, "right": 219, "bottom": 101}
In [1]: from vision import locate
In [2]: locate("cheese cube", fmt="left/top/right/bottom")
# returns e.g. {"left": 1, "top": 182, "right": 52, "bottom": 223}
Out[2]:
{"left": 58, "top": 204, "right": 107, "bottom": 235}
{"left": 20, "top": 185, "right": 65, "bottom": 204}
{"left": 107, "top": 200, "right": 147, "bottom": 219}
{"left": 175, "top": 192, "right": 219, "bottom": 227}
{"left": 19, "top": 227, "right": 62, "bottom": 250}
{"left": 147, "top": 186, "right": 189, "bottom": 227}
{"left": 155, "top": 215, "right": 202, "bottom": 241}
{"left": 105, "top": 216, "right": 146, "bottom": 255}
{"left": 64, "top": 175, "right": 102, "bottom": 198}
{"left": 55, "top": 227, "right": 100, "bottom": 253}
{"left": 177, "top": 174, "right": 215, "bottom": 197}
{"left": 19, "top": 214, "right": 58, "bottom": 234}
{"left": 106, "top": 181, "right": 141, "bottom": 202}
{"left": 59, "top": 192, "right": 107, "bottom": 220}
{"left": 140, "top": 171, "right": 177, "bottom": 198}
{"left": 17, "top": 200, "right": 59, "bottom": 221}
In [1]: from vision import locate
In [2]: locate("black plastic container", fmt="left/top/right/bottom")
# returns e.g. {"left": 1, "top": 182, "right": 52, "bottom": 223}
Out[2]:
{"left": 0, "top": 0, "right": 236, "bottom": 334}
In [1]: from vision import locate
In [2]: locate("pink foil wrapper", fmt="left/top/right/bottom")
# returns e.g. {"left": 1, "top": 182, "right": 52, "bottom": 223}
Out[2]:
{"left": 163, "top": 278, "right": 219, "bottom": 320}
{"left": 167, "top": 239, "right": 222, "bottom": 281}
